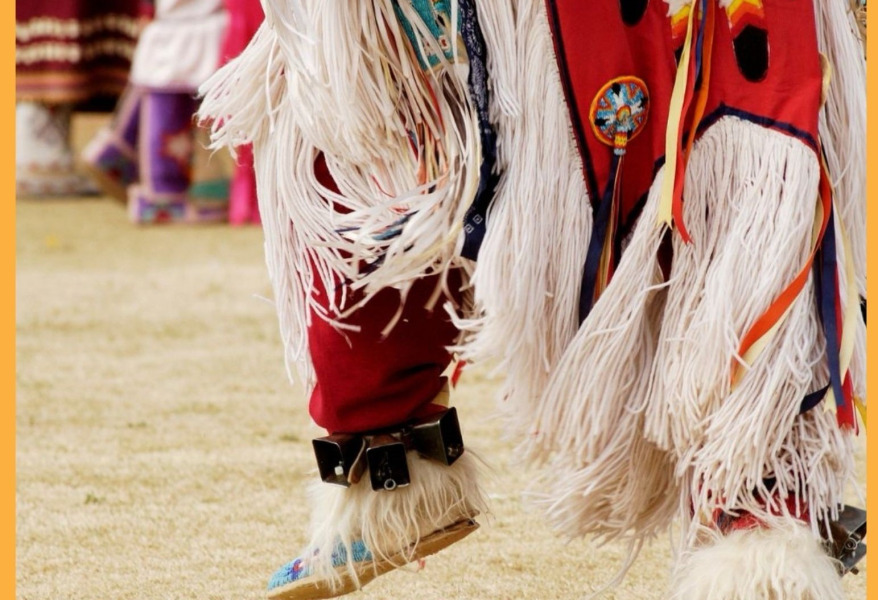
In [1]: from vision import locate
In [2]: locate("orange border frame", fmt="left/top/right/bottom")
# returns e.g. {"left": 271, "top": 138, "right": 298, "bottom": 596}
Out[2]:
{"left": 2, "top": 2, "right": 875, "bottom": 599}
{"left": 6, "top": 1, "right": 15, "bottom": 597}
{"left": 867, "top": 3, "right": 876, "bottom": 599}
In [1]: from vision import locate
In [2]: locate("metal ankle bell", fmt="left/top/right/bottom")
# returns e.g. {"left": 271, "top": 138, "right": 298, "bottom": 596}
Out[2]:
{"left": 826, "top": 505, "right": 867, "bottom": 574}
{"left": 312, "top": 406, "right": 466, "bottom": 491}
{"left": 411, "top": 407, "right": 464, "bottom": 466}
{"left": 312, "top": 434, "right": 366, "bottom": 487}
{"left": 366, "top": 434, "right": 411, "bottom": 491}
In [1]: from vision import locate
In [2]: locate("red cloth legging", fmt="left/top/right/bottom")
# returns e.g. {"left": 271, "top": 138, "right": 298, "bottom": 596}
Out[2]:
{"left": 307, "top": 157, "right": 461, "bottom": 434}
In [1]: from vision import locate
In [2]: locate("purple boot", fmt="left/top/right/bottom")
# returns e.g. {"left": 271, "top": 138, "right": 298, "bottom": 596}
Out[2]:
{"left": 81, "top": 86, "right": 142, "bottom": 202}
{"left": 127, "top": 91, "right": 227, "bottom": 225}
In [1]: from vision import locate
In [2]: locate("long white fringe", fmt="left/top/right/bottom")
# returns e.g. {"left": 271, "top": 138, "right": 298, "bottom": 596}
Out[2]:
{"left": 538, "top": 420, "right": 680, "bottom": 546}
{"left": 637, "top": 117, "right": 855, "bottom": 539}
{"left": 525, "top": 168, "right": 677, "bottom": 551}
{"left": 529, "top": 116, "right": 856, "bottom": 571}
{"left": 453, "top": 0, "right": 592, "bottom": 445}
{"left": 530, "top": 170, "right": 668, "bottom": 463}
{"left": 669, "top": 518, "right": 845, "bottom": 600}
{"left": 198, "top": 0, "right": 594, "bottom": 410}
{"left": 199, "top": 1, "right": 487, "bottom": 386}
{"left": 815, "top": 0, "right": 867, "bottom": 299}
{"left": 686, "top": 331, "right": 855, "bottom": 539}
{"left": 302, "top": 452, "right": 488, "bottom": 591}
{"left": 644, "top": 118, "right": 818, "bottom": 455}
{"left": 198, "top": 22, "right": 315, "bottom": 383}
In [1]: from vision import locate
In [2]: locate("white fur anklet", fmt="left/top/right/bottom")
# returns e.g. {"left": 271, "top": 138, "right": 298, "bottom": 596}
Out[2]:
{"left": 268, "top": 451, "right": 487, "bottom": 599}
{"left": 669, "top": 519, "right": 844, "bottom": 600}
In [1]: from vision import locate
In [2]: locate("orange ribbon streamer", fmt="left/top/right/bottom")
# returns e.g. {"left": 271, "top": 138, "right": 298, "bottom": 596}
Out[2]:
{"left": 731, "top": 158, "right": 833, "bottom": 386}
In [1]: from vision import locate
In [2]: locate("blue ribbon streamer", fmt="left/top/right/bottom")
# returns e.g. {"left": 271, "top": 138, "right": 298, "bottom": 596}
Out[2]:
{"left": 578, "top": 153, "right": 622, "bottom": 323}
{"left": 458, "top": 0, "right": 500, "bottom": 260}
{"left": 815, "top": 205, "right": 846, "bottom": 414}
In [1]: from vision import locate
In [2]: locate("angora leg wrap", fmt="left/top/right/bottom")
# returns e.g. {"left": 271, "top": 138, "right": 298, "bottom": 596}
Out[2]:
{"left": 300, "top": 451, "right": 488, "bottom": 592}
{"left": 669, "top": 519, "right": 844, "bottom": 600}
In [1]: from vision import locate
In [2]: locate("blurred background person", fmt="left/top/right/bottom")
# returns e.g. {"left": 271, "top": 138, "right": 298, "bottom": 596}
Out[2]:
{"left": 217, "top": 0, "right": 263, "bottom": 225}
{"left": 16, "top": 0, "right": 143, "bottom": 197}
{"left": 82, "top": 0, "right": 229, "bottom": 224}
{"left": 82, "top": 0, "right": 263, "bottom": 225}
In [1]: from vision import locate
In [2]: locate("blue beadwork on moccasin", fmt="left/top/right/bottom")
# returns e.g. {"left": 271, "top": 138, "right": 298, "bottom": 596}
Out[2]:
{"left": 267, "top": 540, "right": 374, "bottom": 590}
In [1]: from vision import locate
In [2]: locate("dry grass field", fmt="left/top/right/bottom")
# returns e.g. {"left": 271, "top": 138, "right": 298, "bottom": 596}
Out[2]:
{"left": 15, "top": 114, "right": 866, "bottom": 599}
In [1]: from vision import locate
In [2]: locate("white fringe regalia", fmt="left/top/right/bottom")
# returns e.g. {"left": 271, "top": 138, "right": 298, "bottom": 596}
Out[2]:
{"left": 197, "top": 0, "right": 588, "bottom": 591}
{"left": 199, "top": 0, "right": 865, "bottom": 597}
{"left": 199, "top": 0, "right": 590, "bottom": 399}
{"left": 525, "top": 0, "right": 867, "bottom": 598}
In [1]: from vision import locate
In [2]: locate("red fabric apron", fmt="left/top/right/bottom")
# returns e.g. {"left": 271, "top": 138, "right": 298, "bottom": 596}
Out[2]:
{"left": 546, "top": 0, "right": 822, "bottom": 224}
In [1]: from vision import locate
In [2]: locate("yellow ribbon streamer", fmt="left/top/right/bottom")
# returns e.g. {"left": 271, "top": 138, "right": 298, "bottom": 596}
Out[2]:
{"left": 855, "top": 397, "right": 867, "bottom": 428}
{"left": 658, "top": 0, "right": 698, "bottom": 228}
